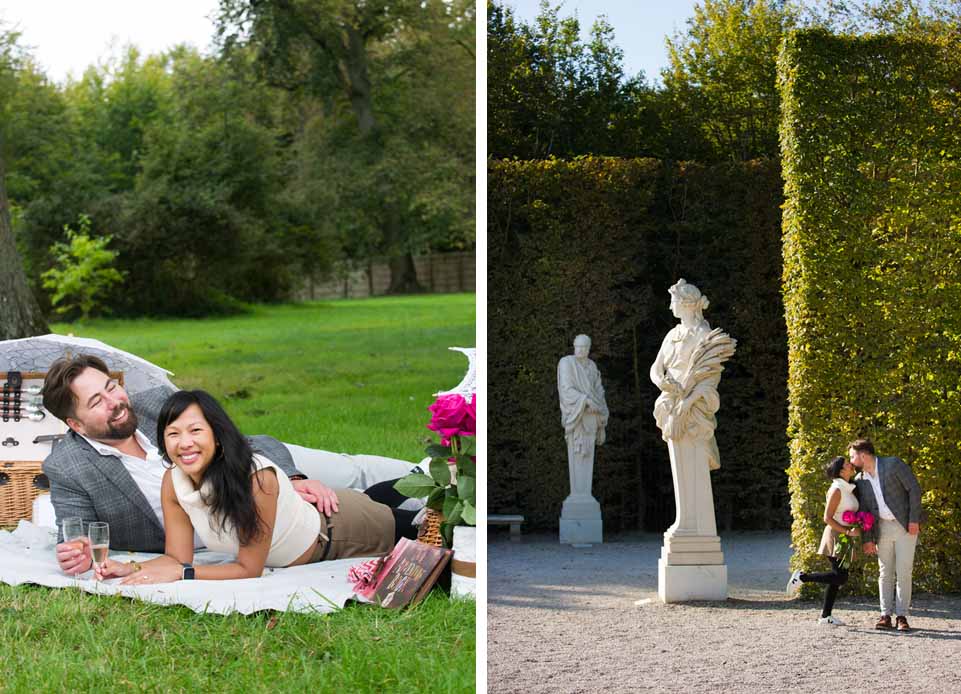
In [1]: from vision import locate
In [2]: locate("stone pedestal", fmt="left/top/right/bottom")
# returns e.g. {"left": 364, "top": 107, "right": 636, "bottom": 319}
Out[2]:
{"left": 658, "top": 561, "right": 727, "bottom": 602}
{"left": 657, "top": 438, "right": 727, "bottom": 602}
{"left": 559, "top": 495, "right": 602, "bottom": 544}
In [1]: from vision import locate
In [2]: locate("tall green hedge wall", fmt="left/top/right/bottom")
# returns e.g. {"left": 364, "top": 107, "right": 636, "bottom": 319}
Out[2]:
{"left": 780, "top": 30, "right": 961, "bottom": 592}
{"left": 489, "top": 156, "right": 788, "bottom": 532}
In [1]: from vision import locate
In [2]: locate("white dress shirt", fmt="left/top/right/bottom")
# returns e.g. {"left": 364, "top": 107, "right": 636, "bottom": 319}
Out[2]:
{"left": 81, "top": 429, "right": 204, "bottom": 548}
{"left": 862, "top": 460, "right": 897, "bottom": 521}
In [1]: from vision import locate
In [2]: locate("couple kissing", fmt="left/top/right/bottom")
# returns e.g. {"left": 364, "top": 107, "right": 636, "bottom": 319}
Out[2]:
{"left": 787, "top": 438, "right": 923, "bottom": 631}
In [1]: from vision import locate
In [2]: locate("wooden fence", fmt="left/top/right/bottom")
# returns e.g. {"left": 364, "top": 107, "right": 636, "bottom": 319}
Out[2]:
{"left": 294, "top": 251, "right": 476, "bottom": 300}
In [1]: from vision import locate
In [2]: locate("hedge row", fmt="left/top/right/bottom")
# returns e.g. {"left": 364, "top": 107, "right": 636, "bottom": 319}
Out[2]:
{"left": 780, "top": 30, "right": 961, "bottom": 592}
{"left": 488, "top": 156, "right": 788, "bottom": 532}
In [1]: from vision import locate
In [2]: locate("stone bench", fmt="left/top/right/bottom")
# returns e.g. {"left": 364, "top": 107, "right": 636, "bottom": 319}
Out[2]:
{"left": 488, "top": 514, "right": 524, "bottom": 542}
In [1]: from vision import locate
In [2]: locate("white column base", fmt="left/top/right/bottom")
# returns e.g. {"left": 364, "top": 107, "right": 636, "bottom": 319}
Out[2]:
{"left": 559, "top": 518, "right": 602, "bottom": 544}
{"left": 559, "top": 494, "right": 602, "bottom": 544}
{"left": 658, "top": 558, "right": 727, "bottom": 603}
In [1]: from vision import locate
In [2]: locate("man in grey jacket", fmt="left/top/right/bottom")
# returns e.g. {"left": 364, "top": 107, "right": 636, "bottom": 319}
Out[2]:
{"left": 42, "top": 354, "right": 415, "bottom": 574}
{"left": 850, "top": 438, "right": 924, "bottom": 632}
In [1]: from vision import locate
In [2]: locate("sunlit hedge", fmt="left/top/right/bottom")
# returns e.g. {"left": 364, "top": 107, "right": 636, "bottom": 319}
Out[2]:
{"left": 780, "top": 29, "right": 961, "bottom": 592}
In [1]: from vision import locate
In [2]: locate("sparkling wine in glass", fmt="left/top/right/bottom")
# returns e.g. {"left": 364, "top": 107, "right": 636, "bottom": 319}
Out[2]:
{"left": 88, "top": 522, "right": 110, "bottom": 577}
{"left": 62, "top": 517, "right": 84, "bottom": 550}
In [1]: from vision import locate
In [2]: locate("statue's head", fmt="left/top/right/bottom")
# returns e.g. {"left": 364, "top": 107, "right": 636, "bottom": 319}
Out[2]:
{"left": 573, "top": 334, "right": 591, "bottom": 358}
{"left": 669, "top": 278, "right": 709, "bottom": 319}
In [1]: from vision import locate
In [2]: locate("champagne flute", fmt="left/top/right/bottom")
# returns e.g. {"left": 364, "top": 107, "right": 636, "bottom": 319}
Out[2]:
{"left": 88, "top": 522, "right": 110, "bottom": 578}
{"left": 61, "top": 517, "right": 84, "bottom": 550}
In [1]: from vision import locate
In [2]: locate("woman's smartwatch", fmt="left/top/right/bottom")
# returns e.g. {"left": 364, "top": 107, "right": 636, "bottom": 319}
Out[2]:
{"left": 181, "top": 563, "right": 195, "bottom": 580}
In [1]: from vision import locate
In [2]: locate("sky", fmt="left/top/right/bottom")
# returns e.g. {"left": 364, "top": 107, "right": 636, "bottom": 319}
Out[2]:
{"left": 503, "top": 0, "right": 702, "bottom": 84}
{"left": 0, "top": 1, "right": 222, "bottom": 84}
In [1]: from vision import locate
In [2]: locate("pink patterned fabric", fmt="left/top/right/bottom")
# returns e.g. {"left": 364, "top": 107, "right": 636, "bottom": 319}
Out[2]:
{"left": 348, "top": 557, "right": 386, "bottom": 592}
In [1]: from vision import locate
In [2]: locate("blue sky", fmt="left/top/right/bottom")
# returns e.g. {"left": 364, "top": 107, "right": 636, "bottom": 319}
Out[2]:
{"left": 502, "top": 0, "right": 702, "bottom": 84}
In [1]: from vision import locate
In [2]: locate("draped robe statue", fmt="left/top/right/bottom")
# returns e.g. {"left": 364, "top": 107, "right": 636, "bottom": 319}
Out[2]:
{"left": 557, "top": 334, "right": 608, "bottom": 543}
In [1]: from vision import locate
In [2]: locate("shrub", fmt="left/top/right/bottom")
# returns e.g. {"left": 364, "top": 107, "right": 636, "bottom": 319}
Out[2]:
{"left": 40, "top": 214, "right": 125, "bottom": 319}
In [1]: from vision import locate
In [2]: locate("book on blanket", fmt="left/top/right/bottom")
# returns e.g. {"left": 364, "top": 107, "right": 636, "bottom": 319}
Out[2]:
{"left": 353, "top": 538, "right": 452, "bottom": 609}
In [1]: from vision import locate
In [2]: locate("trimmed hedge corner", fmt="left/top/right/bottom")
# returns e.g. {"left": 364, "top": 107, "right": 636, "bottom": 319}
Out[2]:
{"left": 780, "top": 29, "right": 961, "bottom": 593}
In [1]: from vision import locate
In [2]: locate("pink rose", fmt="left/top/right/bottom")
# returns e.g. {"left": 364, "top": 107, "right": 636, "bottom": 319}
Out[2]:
{"left": 861, "top": 512, "right": 875, "bottom": 532}
{"left": 462, "top": 394, "right": 477, "bottom": 437}
{"left": 841, "top": 510, "right": 856, "bottom": 525}
{"left": 427, "top": 394, "right": 470, "bottom": 437}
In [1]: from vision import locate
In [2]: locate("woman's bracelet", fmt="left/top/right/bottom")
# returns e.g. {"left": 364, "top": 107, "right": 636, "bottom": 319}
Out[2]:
{"left": 127, "top": 561, "right": 143, "bottom": 573}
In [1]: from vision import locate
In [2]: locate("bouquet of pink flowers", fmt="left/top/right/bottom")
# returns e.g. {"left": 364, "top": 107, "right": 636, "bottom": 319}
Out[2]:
{"left": 835, "top": 510, "right": 875, "bottom": 569}
{"left": 394, "top": 392, "right": 477, "bottom": 547}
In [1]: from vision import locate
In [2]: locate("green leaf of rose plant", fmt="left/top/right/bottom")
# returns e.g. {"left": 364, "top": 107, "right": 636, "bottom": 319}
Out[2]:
{"left": 461, "top": 500, "right": 476, "bottom": 525}
{"left": 393, "top": 474, "right": 438, "bottom": 499}
{"left": 425, "top": 443, "right": 453, "bottom": 458}
{"left": 457, "top": 475, "right": 475, "bottom": 507}
{"left": 443, "top": 496, "right": 464, "bottom": 526}
{"left": 456, "top": 455, "right": 476, "bottom": 478}
{"left": 427, "top": 486, "right": 446, "bottom": 510}
{"left": 429, "top": 457, "right": 453, "bottom": 485}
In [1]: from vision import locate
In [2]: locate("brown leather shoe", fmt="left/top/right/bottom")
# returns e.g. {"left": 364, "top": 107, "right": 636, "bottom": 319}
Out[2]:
{"left": 896, "top": 616, "right": 911, "bottom": 632}
{"left": 875, "top": 615, "right": 894, "bottom": 630}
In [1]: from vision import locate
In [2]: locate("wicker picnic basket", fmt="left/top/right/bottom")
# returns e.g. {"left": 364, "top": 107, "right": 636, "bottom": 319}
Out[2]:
{"left": 416, "top": 508, "right": 445, "bottom": 548}
{"left": 0, "top": 460, "right": 47, "bottom": 527}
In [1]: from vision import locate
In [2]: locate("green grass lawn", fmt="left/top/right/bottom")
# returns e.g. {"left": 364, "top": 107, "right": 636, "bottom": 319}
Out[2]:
{"left": 0, "top": 294, "right": 476, "bottom": 692}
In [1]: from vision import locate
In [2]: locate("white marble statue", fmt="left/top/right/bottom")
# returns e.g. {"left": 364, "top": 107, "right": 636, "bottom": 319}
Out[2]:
{"left": 650, "top": 279, "right": 736, "bottom": 602}
{"left": 557, "top": 334, "right": 608, "bottom": 544}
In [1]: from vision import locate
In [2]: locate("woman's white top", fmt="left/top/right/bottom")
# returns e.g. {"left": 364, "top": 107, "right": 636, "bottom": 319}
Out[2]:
{"left": 827, "top": 478, "right": 859, "bottom": 525}
{"left": 171, "top": 454, "right": 320, "bottom": 567}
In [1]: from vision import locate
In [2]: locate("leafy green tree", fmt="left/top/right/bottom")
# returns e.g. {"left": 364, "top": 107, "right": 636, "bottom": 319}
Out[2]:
{"left": 663, "top": 0, "right": 797, "bottom": 162}
{"left": 488, "top": 0, "right": 661, "bottom": 159}
{"left": 0, "top": 24, "right": 49, "bottom": 338}
{"left": 41, "top": 214, "right": 125, "bottom": 319}
{"left": 217, "top": 0, "right": 476, "bottom": 293}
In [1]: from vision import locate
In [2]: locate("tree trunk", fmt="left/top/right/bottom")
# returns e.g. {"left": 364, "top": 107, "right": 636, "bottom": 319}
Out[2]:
{"left": 0, "top": 154, "right": 48, "bottom": 339}
{"left": 336, "top": 24, "right": 423, "bottom": 295}
{"left": 386, "top": 252, "right": 423, "bottom": 294}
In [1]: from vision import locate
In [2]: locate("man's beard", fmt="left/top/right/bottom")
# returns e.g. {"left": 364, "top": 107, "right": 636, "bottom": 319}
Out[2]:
{"left": 87, "top": 403, "right": 139, "bottom": 441}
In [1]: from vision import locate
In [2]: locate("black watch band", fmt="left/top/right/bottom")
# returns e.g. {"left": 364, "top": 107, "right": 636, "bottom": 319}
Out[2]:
{"left": 181, "top": 563, "right": 195, "bottom": 580}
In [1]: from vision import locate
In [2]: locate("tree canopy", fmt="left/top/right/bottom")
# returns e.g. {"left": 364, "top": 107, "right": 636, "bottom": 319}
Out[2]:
{"left": 2, "top": 1, "right": 475, "bottom": 322}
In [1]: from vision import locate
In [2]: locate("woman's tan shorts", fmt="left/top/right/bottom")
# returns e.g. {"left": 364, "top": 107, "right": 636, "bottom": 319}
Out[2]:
{"left": 308, "top": 488, "right": 395, "bottom": 562}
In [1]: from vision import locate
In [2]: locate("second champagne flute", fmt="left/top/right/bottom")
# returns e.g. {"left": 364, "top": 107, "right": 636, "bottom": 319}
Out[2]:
{"left": 88, "top": 522, "right": 110, "bottom": 578}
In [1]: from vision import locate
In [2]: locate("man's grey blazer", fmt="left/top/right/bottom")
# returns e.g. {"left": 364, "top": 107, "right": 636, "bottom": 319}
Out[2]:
{"left": 855, "top": 455, "right": 923, "bottom": 544}
{"left": 42, "top": 385, "right": 302, "bottom": 552}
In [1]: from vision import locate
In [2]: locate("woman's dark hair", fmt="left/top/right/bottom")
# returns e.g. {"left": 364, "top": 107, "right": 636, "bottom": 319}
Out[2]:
{"left": 157, "top": 390, "right": 265, "bottom": 545}
{"left": 824, "top": 456, "right": 847, "bottom": 481}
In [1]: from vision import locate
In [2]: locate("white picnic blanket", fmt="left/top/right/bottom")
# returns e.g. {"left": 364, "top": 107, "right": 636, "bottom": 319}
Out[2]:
{"left": 0, "top": 521, "right": 370, "bottom": 615}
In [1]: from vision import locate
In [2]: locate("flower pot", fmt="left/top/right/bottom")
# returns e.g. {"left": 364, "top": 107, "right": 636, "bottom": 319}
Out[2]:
{"left": 451, "top": 525, "right": 476, "bottom": 599}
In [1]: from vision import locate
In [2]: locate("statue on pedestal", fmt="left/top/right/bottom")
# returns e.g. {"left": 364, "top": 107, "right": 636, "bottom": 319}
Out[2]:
{"left": 557, "top": 334, "right": 608, "bottom": 544}
{"left": 650, "top": 279, "right": 736, "bottom": 601}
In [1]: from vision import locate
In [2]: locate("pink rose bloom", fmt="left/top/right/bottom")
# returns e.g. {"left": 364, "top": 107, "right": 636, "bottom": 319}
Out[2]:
{"left": 861, "top": 512, "right": 875, "bottom": 532}
{"left": 841, "top": 510, "right": 856, "bottom": 525}
{"left": 428, "top": 394, "right": 470, "bottom": 437}
{"left": 461, "top": 394, "right": 477, "bottom": 437}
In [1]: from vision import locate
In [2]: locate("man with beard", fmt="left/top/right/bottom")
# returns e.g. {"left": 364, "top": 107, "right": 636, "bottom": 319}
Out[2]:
{"left": 42, "top": 355, "right": 416, "bottom": 575}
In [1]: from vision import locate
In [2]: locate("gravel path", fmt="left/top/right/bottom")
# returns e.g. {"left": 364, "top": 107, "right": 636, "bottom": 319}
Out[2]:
{"left": 488, "top": 532, "right": 961, "bottom": 694}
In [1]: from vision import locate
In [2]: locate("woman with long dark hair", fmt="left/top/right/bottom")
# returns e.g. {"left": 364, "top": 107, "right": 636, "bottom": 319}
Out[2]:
{"left": 785, "top": 455, "right": 860, "bottom": 625}
{"left": 96, "top": 390, "right": 418, "bottom": 583}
